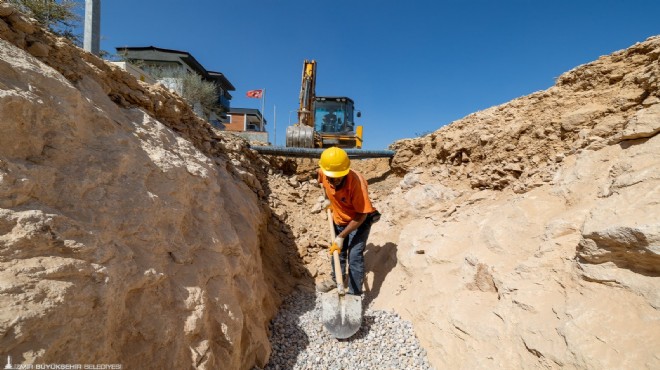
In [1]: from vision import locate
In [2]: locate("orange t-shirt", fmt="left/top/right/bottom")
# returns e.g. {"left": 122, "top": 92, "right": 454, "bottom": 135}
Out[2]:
{"left": 318, "top": 169, "right": 376, "bottom": 226}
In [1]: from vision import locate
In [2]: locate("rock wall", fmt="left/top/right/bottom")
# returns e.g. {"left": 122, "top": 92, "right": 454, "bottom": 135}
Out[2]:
{"left": 0, "top": 4, "right": 304, "bottom": 369}
{"left": 365, "top": 36, "right": 660, "bottom": 369}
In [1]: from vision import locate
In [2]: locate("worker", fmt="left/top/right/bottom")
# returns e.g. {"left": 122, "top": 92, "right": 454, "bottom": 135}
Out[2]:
{"left": 322, "top": 111, "right": 338, "bottom": 132}
{"left": 316, "top": 147, "right": 380, "bottom": 295}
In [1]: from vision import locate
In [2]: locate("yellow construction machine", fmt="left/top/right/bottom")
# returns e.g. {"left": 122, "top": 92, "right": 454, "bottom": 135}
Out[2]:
{"left": 286, "top": 60, "right": 363, "bottom": 149}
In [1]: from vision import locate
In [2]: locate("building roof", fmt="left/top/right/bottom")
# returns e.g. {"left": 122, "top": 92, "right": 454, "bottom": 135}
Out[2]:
{"left": 115, "top": 46, "right": 235, "bottom": 91}
{"left": 207, "top": 71, "right": 235, "bottom": 91}
{"left": 116, "top": 45, "right": 190, "bottom": 55}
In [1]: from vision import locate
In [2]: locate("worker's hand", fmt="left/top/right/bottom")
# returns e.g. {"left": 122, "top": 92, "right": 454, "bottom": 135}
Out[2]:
{"left": 328, "top": 236, "right": 345, "bottom": 256}
{"left": 329, "top": 242, "right": 341, "bottom": 256}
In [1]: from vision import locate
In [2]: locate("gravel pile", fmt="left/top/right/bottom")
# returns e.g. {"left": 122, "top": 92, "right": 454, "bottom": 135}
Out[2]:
{"left": 254, "top": 289, "right": 434, "bottom": 369}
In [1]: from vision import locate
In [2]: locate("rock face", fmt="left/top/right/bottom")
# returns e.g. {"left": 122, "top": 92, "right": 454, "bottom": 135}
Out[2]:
{"left": 0, "top": 40, "right": 263, "bottom": 369}
{"left": 361, "top": 36, "right": 660, "bottom": 369}
{"left": 0, "top": 5, "right": 303, "bottom": 369}
{"left": 368, "top": 135, "right": 659, "bottom": 369}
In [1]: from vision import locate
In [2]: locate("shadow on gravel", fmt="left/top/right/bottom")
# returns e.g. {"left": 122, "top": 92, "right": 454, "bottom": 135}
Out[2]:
{"left": 338, "top": 313, "right": 377, "bottom": 342}
{"left": 363, "top": 242, "right": 398, "bottom": 307}
{"left": 258, "top": 290, "right": 317, "bottom": 369}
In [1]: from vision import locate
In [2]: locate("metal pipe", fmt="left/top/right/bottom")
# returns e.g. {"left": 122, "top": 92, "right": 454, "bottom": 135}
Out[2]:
{"left": 249, "top": 146, "right": 395, "bottom": 159}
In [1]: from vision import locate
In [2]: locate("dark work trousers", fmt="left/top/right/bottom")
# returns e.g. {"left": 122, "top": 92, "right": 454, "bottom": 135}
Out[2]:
{"left": 330, "top": 218, "right": 372, "bottom": 295}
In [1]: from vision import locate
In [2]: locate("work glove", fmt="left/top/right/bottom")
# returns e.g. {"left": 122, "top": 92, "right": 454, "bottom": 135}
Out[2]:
{"left": 329, "top": 236, "right": 345, "bottom": 256}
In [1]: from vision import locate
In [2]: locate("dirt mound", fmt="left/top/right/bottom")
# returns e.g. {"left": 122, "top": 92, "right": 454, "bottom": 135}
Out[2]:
{"left": 391, "top": 36, "right": 660, "bottom": 194}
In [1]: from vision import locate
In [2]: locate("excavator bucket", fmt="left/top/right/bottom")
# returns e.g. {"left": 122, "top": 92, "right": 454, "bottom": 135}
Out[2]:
{"left": 286, "top": 125, "right": 315, "bottom": 148}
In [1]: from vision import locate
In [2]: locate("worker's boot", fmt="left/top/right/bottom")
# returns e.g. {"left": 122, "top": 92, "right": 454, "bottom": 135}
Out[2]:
{"left": 316, "top": 278, "right": 336, "bottom": 293}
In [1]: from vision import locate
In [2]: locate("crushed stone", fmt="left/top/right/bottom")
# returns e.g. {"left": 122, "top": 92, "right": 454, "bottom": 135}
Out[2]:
{"left": 254, "top": 289, "right": 434, "bottom": 370}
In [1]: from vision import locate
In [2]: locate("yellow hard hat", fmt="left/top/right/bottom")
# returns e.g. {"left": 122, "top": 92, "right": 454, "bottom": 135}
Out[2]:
{"left": 319, "top": 147, "right": 350, "bottom": 178}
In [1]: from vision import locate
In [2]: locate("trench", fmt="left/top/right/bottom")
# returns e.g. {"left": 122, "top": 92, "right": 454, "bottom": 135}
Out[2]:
{"left": 253, "top": 157, "right": 436, "bottom": 369}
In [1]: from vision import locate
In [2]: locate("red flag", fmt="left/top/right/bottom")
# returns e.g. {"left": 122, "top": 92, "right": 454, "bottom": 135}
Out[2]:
{"left": 246, "top": 89, "right": 263, "bottom": 98}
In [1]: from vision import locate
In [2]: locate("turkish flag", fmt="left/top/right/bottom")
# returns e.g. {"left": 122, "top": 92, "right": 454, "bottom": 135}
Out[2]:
{"left": 246, "top": 89, "right": 263, "bottom": 98}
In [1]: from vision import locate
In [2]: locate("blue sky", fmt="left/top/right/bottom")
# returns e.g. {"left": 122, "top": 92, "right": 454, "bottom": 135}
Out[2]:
{"left": 93, "top": 0, "right": 659, "bottom": 149}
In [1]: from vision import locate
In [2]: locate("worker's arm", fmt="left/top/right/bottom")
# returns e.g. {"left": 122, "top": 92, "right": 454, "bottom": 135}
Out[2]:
{"left": 337, "top": 213, "right": 368, "bottom": 239}
{"left": 329, "top": 212, "right": 368, "bottom": 255}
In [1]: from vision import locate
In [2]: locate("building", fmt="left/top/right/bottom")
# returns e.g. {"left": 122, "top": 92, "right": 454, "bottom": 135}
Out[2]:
{"left": 115, "top": 46, "right": 235, "bottom": 123}
{"left": 223, "top": 108, "right": 269, "bottom": 144}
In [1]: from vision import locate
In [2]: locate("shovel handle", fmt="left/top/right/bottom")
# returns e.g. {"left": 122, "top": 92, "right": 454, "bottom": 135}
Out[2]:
{"left": 327, "top": 208, "right": 335, "bottom": 242}
{"left": 333, "top": 250, "right": 345, "bottom": 295}
{"left": 327, "top": 209, "right": 345, "bottom": 295}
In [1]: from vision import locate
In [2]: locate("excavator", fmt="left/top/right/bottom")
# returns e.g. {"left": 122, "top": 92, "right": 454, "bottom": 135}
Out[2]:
{"left": 250, "top": 60, "right": 394, "bottom": 159}
{"left": 286, "top": 60, "right": 363, "bottom": 149}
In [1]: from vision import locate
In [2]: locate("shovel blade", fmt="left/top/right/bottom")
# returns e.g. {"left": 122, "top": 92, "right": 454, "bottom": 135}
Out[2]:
{"left": 321, "top": 292, "right": 362, "bottom": 339}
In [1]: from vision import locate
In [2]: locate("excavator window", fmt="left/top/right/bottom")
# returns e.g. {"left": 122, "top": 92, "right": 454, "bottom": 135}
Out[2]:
{"left": 315, "top": 101, "right": 354, "bottom": 133}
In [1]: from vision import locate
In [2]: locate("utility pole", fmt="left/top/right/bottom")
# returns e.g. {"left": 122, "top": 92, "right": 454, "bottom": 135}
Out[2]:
{"left": 84, "top": 0, "right": 101, "bottom": 55}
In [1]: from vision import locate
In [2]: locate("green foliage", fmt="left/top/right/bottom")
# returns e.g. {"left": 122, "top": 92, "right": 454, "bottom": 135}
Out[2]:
{"left": 8, "top": 0, "right": 81, "bottom": 43}
{"left": 147, "top": 66, "right": 221, "bottom": 117}
{"left": 181, "top": 72, "right": 220, "bottom": 113}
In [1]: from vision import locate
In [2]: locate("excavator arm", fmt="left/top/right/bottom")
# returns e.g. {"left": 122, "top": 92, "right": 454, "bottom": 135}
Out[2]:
{"left": 286, "top": 60, "right": 318, "bottom": 148}
{"left": 298, "top": 60, "right": 316, "bottom": 128}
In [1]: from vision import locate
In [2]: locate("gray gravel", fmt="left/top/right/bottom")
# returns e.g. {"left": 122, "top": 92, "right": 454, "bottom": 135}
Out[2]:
{"left": 254, "top": 289, "right": 434, "bottom": 369}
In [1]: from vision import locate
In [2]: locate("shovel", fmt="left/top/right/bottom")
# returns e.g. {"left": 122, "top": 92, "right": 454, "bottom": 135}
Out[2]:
{"left": 321, "top": 209, "right": 362, "bottom": 339}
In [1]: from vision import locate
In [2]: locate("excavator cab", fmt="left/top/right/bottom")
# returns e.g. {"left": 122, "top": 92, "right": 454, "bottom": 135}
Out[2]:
{"left": 314, "top": 97, "right": 363, "bottom": 148}
{"left": 316, "top": 97, "right": 353, "bottom": 133}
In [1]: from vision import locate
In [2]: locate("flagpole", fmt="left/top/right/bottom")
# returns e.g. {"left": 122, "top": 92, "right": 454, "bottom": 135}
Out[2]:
{"left": 261, "top": 88, "right": 265, "bottom": 130}
{"left": 273, "top": 105, "right": 277, "bottom": 146}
